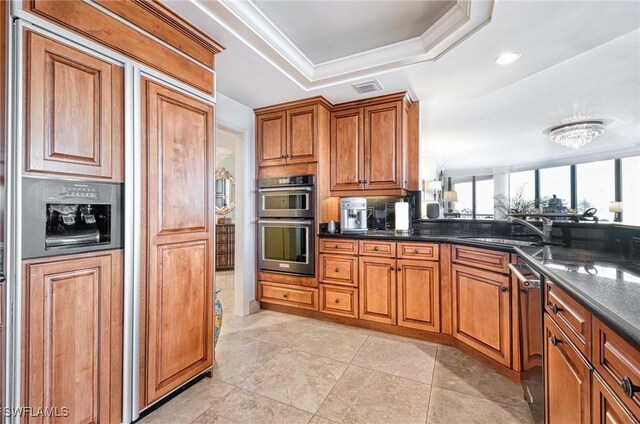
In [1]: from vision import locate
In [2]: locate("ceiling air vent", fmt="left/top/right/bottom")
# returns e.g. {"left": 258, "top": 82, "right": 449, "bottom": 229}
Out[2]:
{"left": 352, "top": 80, "right": 383, "bottom": 94}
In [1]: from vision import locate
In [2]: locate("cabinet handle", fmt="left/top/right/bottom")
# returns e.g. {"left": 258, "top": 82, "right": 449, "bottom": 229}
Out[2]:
{"left": 335, "top": 244, "right": 339, "bottom": 248}
{"left": 397, "top": 267, "right": 402, "bottom": 271}
{"left": 621, "top": 376, "right": 640, "bottom": 398}
{"left": 334, "top": 298, "right": 340, "bottom": 304}
{"left": 500, "top": 286, "right": 508, "bottom": 293}
{"left": 550, "top": 335, "right": 562, "bottom": 346}
{"left": 550, "top": 303, "right": 563, "bottom": 315}
{"left": 283, "top": 293, "right": 288, "bottom": 299}
{"left": 363, "top": 180, "right": 368, "bottom": 184}
{"left": 390, "top": 266, "right": 396, "bottom": 271}
{"left": 413, "top": 249, "right": 420, "bottom": 254}
{"left": 373, "top": 246, "right": 379, "bottom": 251}
{"left": 334, "top": 268, "right": 340, "bottom": 273}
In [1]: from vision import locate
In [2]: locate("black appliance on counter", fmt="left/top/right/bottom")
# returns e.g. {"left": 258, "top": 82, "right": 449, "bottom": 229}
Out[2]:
{"left": 257, "top": 175, "right": 315, "bottom": 276}
{"left": 22, "top": 177, "right": 123, "bottom": 259}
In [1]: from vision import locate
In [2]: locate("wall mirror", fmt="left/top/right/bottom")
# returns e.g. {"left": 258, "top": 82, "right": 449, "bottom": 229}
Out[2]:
{"left": 215, "top": 168, "right": 235, "bottom": 215}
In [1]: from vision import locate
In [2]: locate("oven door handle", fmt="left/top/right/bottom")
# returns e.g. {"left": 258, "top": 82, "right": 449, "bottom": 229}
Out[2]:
{"left": 509, "top": 263, "right": 541, "bottom": 290}
{"left": 258, "top": 187, "right": 313, "bottom": 192}
{"left": 258, "top": 219, "right": 314, "bottom": 225}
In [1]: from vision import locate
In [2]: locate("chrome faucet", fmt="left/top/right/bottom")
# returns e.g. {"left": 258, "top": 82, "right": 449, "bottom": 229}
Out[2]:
{"left": 507, "top": 216, "right": 553, "bottom": 243}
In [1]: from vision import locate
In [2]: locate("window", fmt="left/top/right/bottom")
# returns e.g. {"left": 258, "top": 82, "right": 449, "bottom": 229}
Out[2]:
{"left": 509, "top": 170, "right": 535, "bottom": 203}
{"left": 539, "top": 166, "right": 571, "bottom": 209}
{"left": 475, "top": 178, "right": 494, "bottom": 218}
{"left": 576, "top": 160, "right": 615, "bottom": 221}
{"left": 453, "top": 181, "right": 473, "bottom": 218}
{"left": 622, "top": 156, "right": 640, "bottom": 225}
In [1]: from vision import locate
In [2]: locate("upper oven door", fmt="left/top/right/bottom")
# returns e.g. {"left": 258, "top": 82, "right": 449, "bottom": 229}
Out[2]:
{"left": 258, "top": 219, "right": 315, "bottom": 276}
{"left": 258, "top": 186, "right": 314, "bottom": 218}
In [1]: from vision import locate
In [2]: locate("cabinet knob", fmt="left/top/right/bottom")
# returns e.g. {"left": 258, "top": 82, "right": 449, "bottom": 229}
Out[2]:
{"left": 390, "top": 266, "right": 396, "bottom": 271}
{"left": 621, "top": 376, "right": 640, "bottom": 398}
{"left": 334, "top": 298, "right": 340, "bottom": 304}
{"left": 334, "top": 268, "right": 340, "bottom": 273}
{"left": 373, "top": 246, "right": 379, "bottom": 251}
{"left": 550, "top": 335, "right": 562, "bottom": 346}
{"left": 335, "top": 244, "right": 339, "bottom": 248}
{"left": 550, "top": 303, "right": 563, "bottom": 315}
{"left": 397, "top": 267, "right": 402, "bottom": 271}
{"left": 413, "top": 249, "right": 419, "bottom": 254}
{"left": 283, "top": 293, "right": 288, "bottom": 299}
{"left": 363, "top": 180, "right": 368, "bottom": 184}
{"left": 500, "top": 286, "right": 508, "bottom": 293}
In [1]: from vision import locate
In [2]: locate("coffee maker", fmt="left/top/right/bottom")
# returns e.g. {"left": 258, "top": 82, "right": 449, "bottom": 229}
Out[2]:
{"left": 340, "top": 197, "right": 368, "bottom": 234}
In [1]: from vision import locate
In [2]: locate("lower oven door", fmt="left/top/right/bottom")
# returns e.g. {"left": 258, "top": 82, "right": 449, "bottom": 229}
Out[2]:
{"left": 258, "top": 219, "right": 315, "bottom": 276}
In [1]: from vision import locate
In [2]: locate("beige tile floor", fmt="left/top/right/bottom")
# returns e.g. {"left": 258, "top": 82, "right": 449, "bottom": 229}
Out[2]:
{"left": 139, "top": 304, "right": 535, "bottom": 424}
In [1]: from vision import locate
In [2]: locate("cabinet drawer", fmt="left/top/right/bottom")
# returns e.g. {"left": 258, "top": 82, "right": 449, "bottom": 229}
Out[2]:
{"left": 319, "top": 254, "right": 358, "bottom": 287}
{"left": 319, "top": 238, "right": 358, "bottom": 255}
{"left": 451, "top": 245, "right": 510, "bottom": 274}
{"left": 593, "top": 317, "right": 640, "bottom": 417}
{"left": 359, "top": 240, "right": 396, "bottom": 257}
{"left": 258, "top": 281, "right": 318, "bottom": 310}
{"left": 545, "top": 279, "right": 591, "bottom": 359}
{"left": 320, "top": 284, "right": 358, "bottom": 318}
{"left": 397, "top": 242, "right": 439, "bottom": 261}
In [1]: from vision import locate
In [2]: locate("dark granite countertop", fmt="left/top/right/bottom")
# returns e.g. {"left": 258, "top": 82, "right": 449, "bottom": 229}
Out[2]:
{"left": 319, "top": 230, "right": 640, "bottom": 349}
{"left": 318, "top": 230, "right": 540, "bottom": 253}
{"left": 515, "top": 245, "right": 640, "bottom": 349}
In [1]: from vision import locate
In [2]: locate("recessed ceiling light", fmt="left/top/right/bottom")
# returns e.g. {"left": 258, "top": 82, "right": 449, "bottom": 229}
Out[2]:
{"left": 495, "top": 52, "right": 521, "bottom": 65}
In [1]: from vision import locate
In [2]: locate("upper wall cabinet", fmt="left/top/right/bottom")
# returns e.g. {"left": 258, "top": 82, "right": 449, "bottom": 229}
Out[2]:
{"left": 24, "top": 30, "right": 124, "bottom": 181}
{"left": 330, "top": 93, "right": 418, "bottom": 196}
{"left": 255, "top": 98, "right": 331, "bottom": 167}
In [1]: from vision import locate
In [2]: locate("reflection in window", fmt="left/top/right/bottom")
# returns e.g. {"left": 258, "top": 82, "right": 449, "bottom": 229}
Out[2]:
{"left": 622, "top": 156, "right": 640, "bottom": 225}
{"left": 475, "top": 178, "right": 494, "bottom": 218}
{"left": 453, "top": 181, "right": 473, "bottom": 218}
{"left": 539, "top": 166, "right": 571, "bottom": 209}
{"left": 576, "top": 160, "right": 615, "bottom": 221}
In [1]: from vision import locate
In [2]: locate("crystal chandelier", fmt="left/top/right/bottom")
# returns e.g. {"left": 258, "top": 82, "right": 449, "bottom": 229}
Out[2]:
{"left": 549, "top": 121, "right": 605, "bottom": 150}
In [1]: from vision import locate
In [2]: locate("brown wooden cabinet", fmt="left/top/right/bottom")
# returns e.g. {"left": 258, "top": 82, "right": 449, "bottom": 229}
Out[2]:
{"left": 592, "top": 373, "right": 638, "bottom": 424}
{"left": 544, "top": 314, "right": 592, "bottom": 424}
{"left": 452, "top": 263, "right": 512, "bottom": 367}
{"left": 24, "top": 30, "right": 124, "bottom": 181}
{"left": 359, "top": 256, "right": 397, "bottom": 325}
{"left": 330, "top": 108, "right": 363, "bottom": 191}
{"left": 141, "top": 78, "right": 214, "bottom": 404}
{"left": 329, "top": 93, "right": 417, "bottom": 195}
{"left": 397, "top": 259, "right": 440, "bottom": 332}
{"left": 22, "top": 250, "right": 123, "bottom": 424}
{"left": 256, "top": 100, "right": 330, "bottom": 167}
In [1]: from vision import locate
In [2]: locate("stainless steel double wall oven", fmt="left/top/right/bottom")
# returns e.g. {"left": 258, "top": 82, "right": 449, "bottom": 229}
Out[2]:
{"left": 258, "top": 175, "right": 315, "bottom": 276}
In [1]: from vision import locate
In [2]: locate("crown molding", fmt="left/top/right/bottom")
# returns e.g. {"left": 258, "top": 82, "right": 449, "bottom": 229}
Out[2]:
{"left": 193, "top": 0, "right": 494, "bottom": 91}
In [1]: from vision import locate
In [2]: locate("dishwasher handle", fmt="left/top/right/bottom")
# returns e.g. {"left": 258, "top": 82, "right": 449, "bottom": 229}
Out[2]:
{"left": 509, "top": 263, "right": 541, "bottom": 290}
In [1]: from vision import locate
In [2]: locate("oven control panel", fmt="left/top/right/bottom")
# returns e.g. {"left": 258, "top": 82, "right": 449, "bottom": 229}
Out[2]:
{"left": 45, "top": 181, "right": 112, "bottom": 202}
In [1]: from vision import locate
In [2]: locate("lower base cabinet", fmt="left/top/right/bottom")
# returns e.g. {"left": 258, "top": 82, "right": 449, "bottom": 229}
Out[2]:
{"left": 452, "top": 263, "right": 512, "bottom": 366}
{"left": 258, "top": 281, "right": 318, "bottom": 310}
{"left": 544, "top": 314, "right": 591, "bottom": 424}
{"left": 358, "top": 256, "right": 396, "bottom": 325}
{"left": 22, "top": 250, "right": 123, "bottom": 424}
{"left": 592, "top": 373, "right": 638, "bottom": 424}
{"left": 397, "top": 259, "right": 440, "bottom": 332}
{"left": 319, "top": 284, "right": 358, "bottom": 318}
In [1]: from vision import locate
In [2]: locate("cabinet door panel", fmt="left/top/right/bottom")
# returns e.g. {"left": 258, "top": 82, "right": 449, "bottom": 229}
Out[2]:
{"left": 257, "top": 111, "right": 286, "bottom": 166}
{"left": 359, "top": 257, "right": 396, "bottom": 324}
{"left": 23, "top": 251, "right": 123, "bottom": 424}
{"left": 397, "top": 259, "right": 440, "bottom": 332}
{"left": 143, "top": 79, "right": 214, "bottom": 404}
{"left": 287, "top": 105, "right": 316, "bottom": 163}
{"left": 592, "top": 373, "right": 638, "bottom": 424}
{"left": 331, "top": 108, "right": 363, "bottom": 191}
{"left": 25, "top": 30, "right": 123, "bottom": 181}
{"left": 452, "top": 264, "right": 512, "bottom": 366}
{"left": 544, "top": 315, "right": 591, "bottom": 424}
{"left": 363, "top": 102, "right": 402, "bottom": 190}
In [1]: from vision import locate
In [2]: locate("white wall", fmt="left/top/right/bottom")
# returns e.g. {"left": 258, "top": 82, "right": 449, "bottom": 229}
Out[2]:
{"left": 216, "top": 93, "right": 256, "bottom": 316}
{"left": 215, "top": 128, "right": 239, "bottom": 221}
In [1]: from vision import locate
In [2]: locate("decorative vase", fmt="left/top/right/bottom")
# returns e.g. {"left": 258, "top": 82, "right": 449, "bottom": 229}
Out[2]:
{"left": 214, "top": 287, "right": 223, "bottom": 346}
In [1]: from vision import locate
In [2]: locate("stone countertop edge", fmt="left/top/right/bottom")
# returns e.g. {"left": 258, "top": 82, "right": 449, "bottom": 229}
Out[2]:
{"left": 515, "top": 247, "right": 640, "bottom": 350}
{"left": 317, "top": 231, "right": 518, "bottom": 253}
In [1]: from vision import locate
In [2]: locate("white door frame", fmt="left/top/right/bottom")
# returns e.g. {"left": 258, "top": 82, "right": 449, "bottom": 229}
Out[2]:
{"left": 215, "top": 121, "right": 255, "bottom": 317}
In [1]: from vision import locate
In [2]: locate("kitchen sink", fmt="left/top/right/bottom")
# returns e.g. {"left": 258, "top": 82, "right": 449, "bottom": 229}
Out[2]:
{"left": 464, "top": 237, "right": 539, "bottom": 247}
